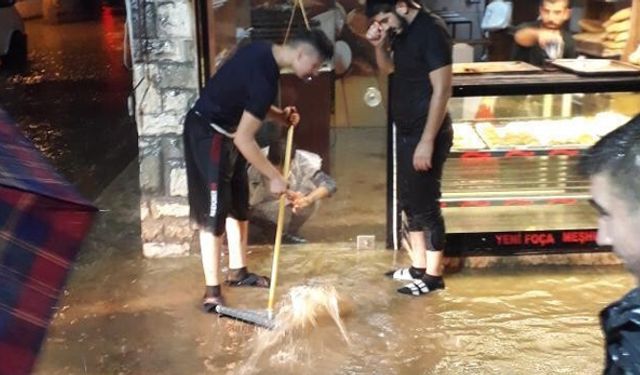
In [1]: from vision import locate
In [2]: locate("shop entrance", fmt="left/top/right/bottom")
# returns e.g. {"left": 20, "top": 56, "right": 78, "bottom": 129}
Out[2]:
{"left": 195, "top": 0, "right": 389, "bottom": 244}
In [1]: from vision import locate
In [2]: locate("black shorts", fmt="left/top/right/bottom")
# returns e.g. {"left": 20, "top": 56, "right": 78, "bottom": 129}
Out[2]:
{"left": 397, "top": 119, "right": 453, "bottom": 226}
{"left": 183, "top": 109, "right": 249, "bottom": 235}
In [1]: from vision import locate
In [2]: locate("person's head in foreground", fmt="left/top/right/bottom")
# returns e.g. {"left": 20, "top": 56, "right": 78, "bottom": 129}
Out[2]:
{"left": 539, "top": 0, "right": 571, "bottom": 30}
{"left": 285, "top": 29, "right": 334, "bottom": 80}
{"left": 580, "top": 114, "right": 640, "bottom": 279}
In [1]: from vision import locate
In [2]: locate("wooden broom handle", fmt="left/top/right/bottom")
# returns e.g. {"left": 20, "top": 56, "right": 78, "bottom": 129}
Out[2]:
{"left": 267, "top": 124, "right": 295, "bottom": 317}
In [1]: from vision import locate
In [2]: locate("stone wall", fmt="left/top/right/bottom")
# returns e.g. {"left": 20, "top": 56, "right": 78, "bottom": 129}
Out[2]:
{"left": 130, "top": 0, "right": 198, "bottom": 257}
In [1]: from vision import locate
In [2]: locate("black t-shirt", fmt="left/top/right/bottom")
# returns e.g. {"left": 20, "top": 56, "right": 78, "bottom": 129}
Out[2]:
{"left": 193, "top": 41, "right": 280, "bottom": 132}
{"left": 390, "top": 10, "right": 452, "bottom": 133}
{"left": 512, "top": 21, "right": 576, "bottom": 67}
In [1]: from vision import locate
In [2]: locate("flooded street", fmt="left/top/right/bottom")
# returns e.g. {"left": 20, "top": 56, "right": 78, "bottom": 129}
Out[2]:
{"left": 0, "top": 2, "right": 137, "bottom": 199}
{"left": 0, "top": 2, "right": 633, "bottom": 374}
{"left": 32, "top": 163, "right": 634, "bottom": 374}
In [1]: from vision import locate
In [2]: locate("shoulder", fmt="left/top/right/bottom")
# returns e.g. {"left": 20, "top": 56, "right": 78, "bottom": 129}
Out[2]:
{"left": 416, "top": 11, "right": 451, "bottom": 40}
{"left": 235, "top": 41, "right": 271, "bottom": 60}
{"left": 417, "top": 11, "right": 445, "bottom": 31}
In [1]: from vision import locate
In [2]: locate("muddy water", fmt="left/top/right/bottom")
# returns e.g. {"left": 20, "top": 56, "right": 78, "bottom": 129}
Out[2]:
{"left": 34, "top": 228, "right": 633, "bottom": 374}
{"left": 29, "top": 128, "right": 633, "bottom": 374}
{"left": 0, "top": 2, "right": 137, "bottom": 199}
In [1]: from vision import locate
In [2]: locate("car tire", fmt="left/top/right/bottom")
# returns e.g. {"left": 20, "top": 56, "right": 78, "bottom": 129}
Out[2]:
{"left": 2, "top": 32, "right": 27, "bottom": 69}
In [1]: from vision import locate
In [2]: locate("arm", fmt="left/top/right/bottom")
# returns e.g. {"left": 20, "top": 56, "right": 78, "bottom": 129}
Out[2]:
{"left": 515, "top": 27, "right": 562, "bottom": 48}
{"left": 366, "top": 22, "right": 394, "bottom": 74}
{"left": 514, "top": 27, "right": 542, "bottom": 47}
{"left": 291, "top": 171, "right": 336, "bottom": 213}
{"left": 234, "top": 110, "right": 287, "bottom": 194}
{"left": 266, "top": 105, "right": 300, "bottom": 128}
{"left": 414, "top": 64, "right": 452, "bottom": 171}
{"left": 291, "top": 186, "right": 330, "bottom": 214}
{"left": 374, "top": 45, "right": 395, "bottom": 75}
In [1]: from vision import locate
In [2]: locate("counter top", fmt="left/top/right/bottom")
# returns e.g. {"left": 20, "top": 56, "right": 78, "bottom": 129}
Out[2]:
{"left": 452, "top": 71, "right": 640, "bottom": 97}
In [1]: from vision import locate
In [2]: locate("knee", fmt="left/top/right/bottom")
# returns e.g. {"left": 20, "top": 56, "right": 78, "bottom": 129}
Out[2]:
{"left": 407, "top": 211, "right": 446, "bottom": 250}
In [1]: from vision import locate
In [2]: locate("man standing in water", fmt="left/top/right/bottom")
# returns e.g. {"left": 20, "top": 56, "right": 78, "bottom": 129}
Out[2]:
{"left": 365, "top": 0, "right": 453, "bottom": 296}
{"left": 579, "top": 114, "right": 640, "bottom": 373}
{"left": 183, "top": 29, "right": 333, "bottom": 311}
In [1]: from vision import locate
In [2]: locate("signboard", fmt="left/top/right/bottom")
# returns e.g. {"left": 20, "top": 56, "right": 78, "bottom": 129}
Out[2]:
{"left": 445, "top": 229, "right": 608, "bottom": 256}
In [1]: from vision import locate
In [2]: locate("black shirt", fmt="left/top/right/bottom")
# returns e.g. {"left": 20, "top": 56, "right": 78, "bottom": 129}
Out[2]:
{"left": 512, "top": 21, "right": 576, "bottom": 67}
{"left": 390, "top": 10, "right": 452, "bottom": 134}
{"left": 601, "top": 287, "right": 640, "bottom": 374}
{"left": 193, "top": 41, "right": 280, "bottom": 132}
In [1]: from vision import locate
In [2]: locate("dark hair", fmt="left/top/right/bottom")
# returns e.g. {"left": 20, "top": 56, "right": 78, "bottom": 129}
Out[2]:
{"left": 288, "top": 29, "right": 334, "bottom": 61}
{"left": 365, "top": 0, "right": 420, "bottom": 18}
{"left": 267, "top": 139, "right": 297, "bottom": 167}
{"left": 541, "top": 0, "right": 570, "bottom": 8}
{"left": 579, "top": 114, "right": 640, "bottom": 207}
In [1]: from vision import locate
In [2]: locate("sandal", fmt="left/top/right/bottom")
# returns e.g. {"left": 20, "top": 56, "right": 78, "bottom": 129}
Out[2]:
{"left": 397, "top": 279, "right": 444, "bottom": 296}
{"left": 385, "top": 267, "right": 421, "bottom": 281}
{"left": 225, "top": 272, "right": 270, "bottom": 288}
{"left": 203, "top": 294, "right": 225, "bottom": 313}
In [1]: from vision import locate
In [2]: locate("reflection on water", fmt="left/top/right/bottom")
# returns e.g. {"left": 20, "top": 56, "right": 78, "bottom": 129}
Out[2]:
{"left": 0, "top": 2, "right": 137, "bottom": 199}
{"left": 35, "top": 234, "right": 634, "bottom": 374}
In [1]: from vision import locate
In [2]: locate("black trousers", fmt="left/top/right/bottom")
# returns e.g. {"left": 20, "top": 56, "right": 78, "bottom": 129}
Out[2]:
{"left": 397, "top": 119, "right": 453, "bottom": 250}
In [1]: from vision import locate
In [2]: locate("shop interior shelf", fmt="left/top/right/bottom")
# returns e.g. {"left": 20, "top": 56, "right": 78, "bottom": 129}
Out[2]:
{"left": 441, "top": 156, "right": 589, "bottom": 205}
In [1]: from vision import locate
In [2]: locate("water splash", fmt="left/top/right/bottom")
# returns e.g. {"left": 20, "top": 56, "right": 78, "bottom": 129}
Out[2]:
{"left": 239, "top": 285, "right": 351, "bottom": 374}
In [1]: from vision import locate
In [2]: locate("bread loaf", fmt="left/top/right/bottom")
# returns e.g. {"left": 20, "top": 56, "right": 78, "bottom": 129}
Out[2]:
{"left": 574, "top": 32, "right": 606, "bottom": 42}
{"left": 605, "top": 19, "right": 631, "bottom": 33}
{"left": 603, "top": 40, "right": 628, "bottom": 50}
{"left": 603, "top": 8, "right": 632, "bottom": 28}
{"left": 605, "top": 31, "right": 629, "bottom": 42}
{"left": 579, "top": 19, "right": 604, "bottom": 33}
{"left": 610, "top": 7, "right": 632, "bottom": 22}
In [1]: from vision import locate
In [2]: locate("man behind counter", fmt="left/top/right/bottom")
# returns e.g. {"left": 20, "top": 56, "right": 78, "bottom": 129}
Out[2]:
{"left": 512, "top": 0, "right": 576, "bottom": 66}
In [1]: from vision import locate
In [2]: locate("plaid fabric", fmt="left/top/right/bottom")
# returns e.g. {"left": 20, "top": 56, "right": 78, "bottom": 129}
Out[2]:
{"left": 0, "top": 109, "right": 96, "bottom": 375}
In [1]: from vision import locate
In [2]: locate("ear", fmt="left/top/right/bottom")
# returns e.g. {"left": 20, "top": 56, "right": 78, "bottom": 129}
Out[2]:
{"left": 395, "top": 1, "right": 409, "bottom": 15}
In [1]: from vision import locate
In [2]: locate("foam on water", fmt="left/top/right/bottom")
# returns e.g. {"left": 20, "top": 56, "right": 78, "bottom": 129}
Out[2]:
{"left": 239, "top": 285, "right": 351, "bottom": 374}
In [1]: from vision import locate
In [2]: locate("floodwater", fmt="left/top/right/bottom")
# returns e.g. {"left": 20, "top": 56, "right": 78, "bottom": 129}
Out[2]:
{"left": 1, "top": 2, "right": 634, "bottom": 374}
{"left": 32, "top": 162, "right": 634, "bottom": 375}
{"left": 0, "top": 1, "right": 137, "bottom": 199}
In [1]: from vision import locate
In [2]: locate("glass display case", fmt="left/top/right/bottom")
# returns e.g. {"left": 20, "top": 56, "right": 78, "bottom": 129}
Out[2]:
{"left": 387, "top": 72, "right": 640, "bottom": 255}
{"left": 444, "top": 91, "right": 638, "bottom": 255}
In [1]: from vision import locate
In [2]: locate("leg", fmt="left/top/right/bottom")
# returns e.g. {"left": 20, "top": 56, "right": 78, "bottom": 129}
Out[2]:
{"left": 283, "top": 201, "right": 318, "bottom": 244}
{"left": 226, "top": 217, "right": 248, "bottom": 270}
{"left": 287, "top": 201, "right": 318, "bottom": 234}
{"left": 200, "top": 228, "right": 224, "bottom": 286}
{"left": 225, "top": 153, "right": 269, "bottom": 287}
{"left": 396, "top": 124, "right": 453, "bottom": 295}
{"left": 183, "top": 113, "right": 228, "bottom": 311}
{"left": 200, "top": 228, "right": 225, "bottom": 311}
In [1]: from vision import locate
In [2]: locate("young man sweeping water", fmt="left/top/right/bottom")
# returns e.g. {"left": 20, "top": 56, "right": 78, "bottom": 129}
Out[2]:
{"left": 366, "top": 0, "right": 453, "bottom": 296}
{"left": 183, "top": 29, "right": 333, "bottom": 312}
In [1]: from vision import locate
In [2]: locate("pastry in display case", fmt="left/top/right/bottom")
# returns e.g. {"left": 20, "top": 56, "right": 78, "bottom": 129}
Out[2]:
{"left": 440, "top": 91, "right": 639, "bottom": 255}
{"left": 451, "top": 122, "right": 486, "bottom": 150}
{"left": 456, "top": 113, "right": 632, "bottom": 151}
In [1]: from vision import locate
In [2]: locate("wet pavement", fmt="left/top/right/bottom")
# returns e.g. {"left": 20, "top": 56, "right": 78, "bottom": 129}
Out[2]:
{"left": 0, "top": 1, "right": 137, "bottom": 199}
{"left": 33, "top": 161, "right": 635, "bottom": 374}
{"left": 1, "top": 2, "right": 636, "bottom": 374}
